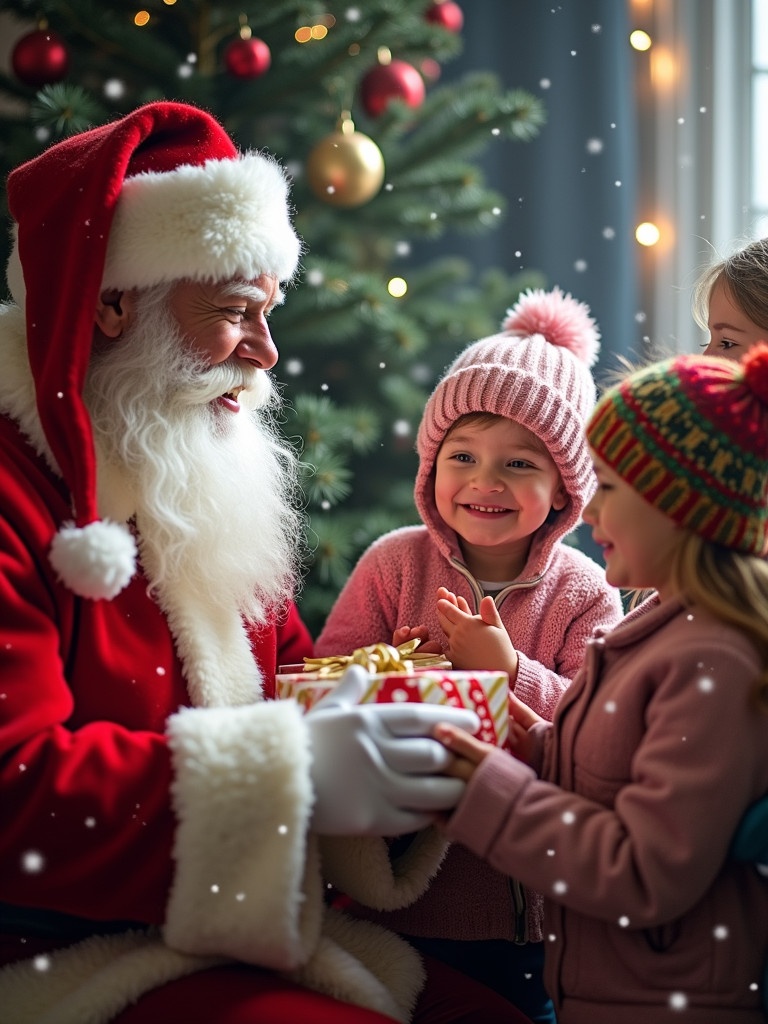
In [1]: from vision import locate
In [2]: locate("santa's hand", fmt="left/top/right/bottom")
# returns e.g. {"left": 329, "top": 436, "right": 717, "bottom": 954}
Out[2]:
{"left": 306, "top": 665, "right": 479, "bottom": 835}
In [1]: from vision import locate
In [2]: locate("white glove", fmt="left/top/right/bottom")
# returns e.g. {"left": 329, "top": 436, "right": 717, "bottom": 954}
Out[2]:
{"left": 305, "top": 664, "right": 479, "bottom": 835}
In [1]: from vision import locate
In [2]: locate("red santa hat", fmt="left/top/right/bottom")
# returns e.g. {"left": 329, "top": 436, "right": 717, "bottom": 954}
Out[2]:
{"left": 5, "top": 101, "right": 301, "bottom": 600}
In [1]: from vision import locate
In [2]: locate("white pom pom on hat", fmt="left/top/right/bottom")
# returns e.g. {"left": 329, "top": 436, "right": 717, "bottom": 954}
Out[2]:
{"left": 415, "top": 286, "right": 602, "bottom": 538}
{"left": 50, "top": 521, "right": 139, "bottom": 601}
{"left": 5, "top": 101, "right": 301, "bottom": 600}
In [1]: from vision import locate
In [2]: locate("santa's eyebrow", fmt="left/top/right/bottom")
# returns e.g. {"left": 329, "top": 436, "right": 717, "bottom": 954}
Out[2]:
{"left": 221, "top": 284, "right": 285, "bottom": 307}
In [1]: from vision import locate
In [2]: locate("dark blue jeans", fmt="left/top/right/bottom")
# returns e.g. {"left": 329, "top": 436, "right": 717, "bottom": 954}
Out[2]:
{"left": 407, "top": 937, "right": 556, "bottom": 1024}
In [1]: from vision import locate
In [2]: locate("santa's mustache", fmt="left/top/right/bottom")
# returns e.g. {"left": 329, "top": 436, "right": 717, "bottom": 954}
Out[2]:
{"left": 173, "top": 359, "right": 275, "bottom": 411}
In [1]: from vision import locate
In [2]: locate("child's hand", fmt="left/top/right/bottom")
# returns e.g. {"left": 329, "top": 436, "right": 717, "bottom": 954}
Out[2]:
{"left": 391, "top": 624, "right": 444, "bottom": 655}
{"left": 436, "top": 586, "right": 472, "bottom": 614}
{"left": 430, "top": 721, "right": 495, "bottom": 827}
{"left": 508, "top": 691, "right": 543, "bottom": 731}
{"left": 507, "top": 693, "right": 546, "bottom": 767}
{"left": 432, "top": 721, "right": 494, "bottom": 780}
{"left": 436, "top": 591, "right": 519, "bottom": 682}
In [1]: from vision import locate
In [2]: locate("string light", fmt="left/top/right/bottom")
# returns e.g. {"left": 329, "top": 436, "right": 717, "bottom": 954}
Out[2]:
{"left": 295, "top": 13, "right": 336, "bottom": 43}
{"left": 629, "top": 30, "right": 652, "bottom": 51}
{"left": 635, "top": 221, "right": 661, "bottom": 246}
{"left": 134, "top": 10, "right": 150, "bottom": 27}
{"left": 387, "top": 277, "right": 407, "bottom": 298}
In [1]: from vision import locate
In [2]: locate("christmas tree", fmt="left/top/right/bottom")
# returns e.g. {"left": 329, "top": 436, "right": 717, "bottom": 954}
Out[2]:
{"left": 0, "top": 0, "right": 546, "bottom": 635}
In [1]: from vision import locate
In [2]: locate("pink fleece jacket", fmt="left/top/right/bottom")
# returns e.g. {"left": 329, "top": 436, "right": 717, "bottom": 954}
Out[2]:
{"left": 316, "top": 492, "right": 623, "bottom": 942}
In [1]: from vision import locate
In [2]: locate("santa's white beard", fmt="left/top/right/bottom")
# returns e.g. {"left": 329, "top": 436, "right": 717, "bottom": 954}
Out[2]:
{"left": 84, "top": 283, "right": 305, "bottom": 624}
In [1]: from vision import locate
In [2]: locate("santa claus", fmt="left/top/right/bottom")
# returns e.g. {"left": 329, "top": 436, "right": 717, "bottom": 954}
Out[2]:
{"left": 0, "top": 102, "right": 499, "bottom": 1024}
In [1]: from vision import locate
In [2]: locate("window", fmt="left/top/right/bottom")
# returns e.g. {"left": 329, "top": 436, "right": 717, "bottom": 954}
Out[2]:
{"left": 631, "top": 0, "right": 754, "bottom": 353}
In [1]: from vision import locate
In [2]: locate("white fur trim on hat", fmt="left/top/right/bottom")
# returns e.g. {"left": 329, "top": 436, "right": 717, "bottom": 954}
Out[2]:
{"left": 102, "top": 153, "right": 301, "bottom": 290}
{"left": 49, "top": 520, "right": 138, "bottom": 600}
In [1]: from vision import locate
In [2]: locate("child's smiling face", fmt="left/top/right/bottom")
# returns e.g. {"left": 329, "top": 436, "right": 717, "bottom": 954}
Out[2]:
{"left": 434, "top": 415, "right": 566, "bottom": 579}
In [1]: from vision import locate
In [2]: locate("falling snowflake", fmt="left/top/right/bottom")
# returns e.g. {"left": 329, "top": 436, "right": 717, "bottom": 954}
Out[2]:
{"left": 697, "top": 676, "right": 715, "bottom": 693}
{"left": 22, "top": 850, "right": 44, "bottom": 874}
{"left": 618, "top": 915, "right": 630, "bottom": 927}
{"left": 561, "top": 810, "right": 576, "bottom": 825}
{"left": 586, "top": 138, "right": 604, "bottom": 154}
{"left": 668, "top": 992, "right": 688, "bottom": 1011}
{"left": 104, "top": 79, "right": 125, "bottom": 99}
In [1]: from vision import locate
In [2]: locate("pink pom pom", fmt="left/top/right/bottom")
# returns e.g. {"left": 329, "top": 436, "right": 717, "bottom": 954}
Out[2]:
{"left": 501, "top": 286, "right": 601, "bottom": 367}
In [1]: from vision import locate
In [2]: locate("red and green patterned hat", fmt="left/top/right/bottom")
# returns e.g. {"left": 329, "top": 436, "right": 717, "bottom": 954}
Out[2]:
{"left": 587, "top": 344, "right": 768, "bottom": 555}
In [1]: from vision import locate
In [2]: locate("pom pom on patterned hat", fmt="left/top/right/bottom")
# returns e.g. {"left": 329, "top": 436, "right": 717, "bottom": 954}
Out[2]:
{"left": 587, "top": 342, "right": 768, "bottom": 555}
{"left": 415, "top": 286, "right": 602, "bottom": 539}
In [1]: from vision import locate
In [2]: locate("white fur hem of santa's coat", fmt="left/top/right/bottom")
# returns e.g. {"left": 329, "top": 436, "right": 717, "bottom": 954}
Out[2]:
{"left": 0, "top": 929, "right": 223, "bottom": 1024}
{"left": 285, "top": 906, "right": 425, "bottom": 1022}
{"left": 319, "top": 827, "right": 450, "bottom": 911}
{"left": 164, "top": 699, "right": 321, "bottom": 965}
{"left": 0, "top": 914, "right": 424, "bottom": 1024}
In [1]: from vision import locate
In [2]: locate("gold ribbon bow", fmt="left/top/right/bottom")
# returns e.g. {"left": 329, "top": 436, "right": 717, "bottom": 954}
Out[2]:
{"left": 303, "top": 639, "right": 448, "bottom": 679}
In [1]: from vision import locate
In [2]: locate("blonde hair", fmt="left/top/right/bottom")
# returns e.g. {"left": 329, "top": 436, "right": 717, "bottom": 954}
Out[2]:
{"left": 692, "top": 237, "right": 768, "bottom": 333}
{"left": 668, "top": 532, "right": 768, "bottom": 712}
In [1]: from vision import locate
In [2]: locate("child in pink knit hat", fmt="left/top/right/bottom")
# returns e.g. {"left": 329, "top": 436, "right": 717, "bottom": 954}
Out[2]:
{"left": 316, "top": 287, "right": 624, "bottom": 1023}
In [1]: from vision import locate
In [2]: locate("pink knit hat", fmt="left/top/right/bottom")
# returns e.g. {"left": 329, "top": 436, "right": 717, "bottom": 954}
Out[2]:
{"left": 5, "top": 101, "right": 301, "bottom": 601}
{"left": 415, "top": 287, "right": 601, "bottom": 537}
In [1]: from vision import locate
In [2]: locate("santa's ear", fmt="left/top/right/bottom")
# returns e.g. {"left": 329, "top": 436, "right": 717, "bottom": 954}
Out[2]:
{"left": 95, "top": 288, "right": 135, "bottom": 338}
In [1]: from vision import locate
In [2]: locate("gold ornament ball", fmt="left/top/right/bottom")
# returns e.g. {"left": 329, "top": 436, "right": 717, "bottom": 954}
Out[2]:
{"left": 306, "top": 125, "right": 385, "bottom": 207}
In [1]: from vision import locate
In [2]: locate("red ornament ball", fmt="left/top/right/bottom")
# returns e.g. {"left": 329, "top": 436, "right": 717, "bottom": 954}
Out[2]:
{"left": 359, "top": 60, "right": 426, "bottom": 118}
{"left": 425, "top": 1, "right": 464, "bottom": 33}
{"left": 11, "top": 28, "right": 69, "bottom": 88}
{"left": 224, "top": 36, "right": 271, "bottom": 79}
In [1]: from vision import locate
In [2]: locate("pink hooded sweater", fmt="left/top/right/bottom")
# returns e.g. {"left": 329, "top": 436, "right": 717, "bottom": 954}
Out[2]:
{"left": 316, "top": 288, "right": 625, "bottom": 944}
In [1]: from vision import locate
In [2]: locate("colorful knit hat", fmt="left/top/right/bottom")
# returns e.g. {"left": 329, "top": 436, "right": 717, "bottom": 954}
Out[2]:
{"left": 5, "top": 101, "right": 301, "bottom": 600}
{"left": 587, "top": 345, "right": 768, "bottom": 554}
{"left": 415, "top": 287, "right": 601, "bottom": 538}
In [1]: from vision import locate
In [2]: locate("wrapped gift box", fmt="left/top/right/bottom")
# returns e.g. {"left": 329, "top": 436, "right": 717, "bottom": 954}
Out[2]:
{"left": 277, "top": 662, "right": 508, "bottom": 748}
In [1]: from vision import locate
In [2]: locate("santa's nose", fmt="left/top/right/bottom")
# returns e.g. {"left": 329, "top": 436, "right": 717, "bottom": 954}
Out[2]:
{"left": 234, "top": 321, "right": 278, "bottom": 370}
